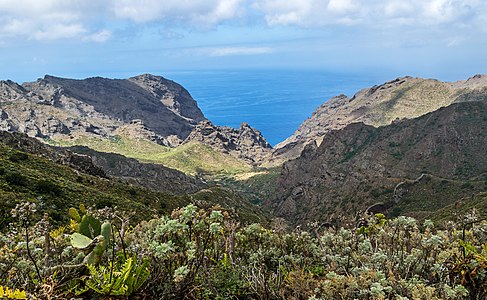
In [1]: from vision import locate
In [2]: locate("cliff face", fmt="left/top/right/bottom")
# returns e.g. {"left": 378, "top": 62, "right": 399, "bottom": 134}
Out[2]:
{"left": 7, "top": 74, "right": 205, "bottom": 145}
{"left": 267, "top": 100, "right": 487, "bottom": 225}
{"left": 269, "top": 75, "right": 487, "bottom": 165}
{"left": 184, "top": 120, "right": 272, "bottom": 165}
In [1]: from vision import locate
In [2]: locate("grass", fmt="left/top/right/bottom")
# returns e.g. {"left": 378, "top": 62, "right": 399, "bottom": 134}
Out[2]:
{"left": 0, "top": 142, "right": 266, "bottom": 229}
{"left": 155, "top": 142, "right": 252, "bottom": 176}
{"left": 50, "top": 135, "right": 252, "bottom": 177}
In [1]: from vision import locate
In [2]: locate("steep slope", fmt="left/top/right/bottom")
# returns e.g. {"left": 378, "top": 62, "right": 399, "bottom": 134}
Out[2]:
{"left": 18, "top": 74, "right": 204, "bottom": 144}
{"left": 1, "top": 74, "right": 272, "bottom": 174}
{"left": 269, "top": 74, "right": 487, "bottom": 165}
{"left": 0, "top": 131, "right": 267, "bottom": 228}
{"left": 0, "top": 130, "right": 204, "bottom": 195}
{"left": 267, "top": 100, "right": 487, "bottom": 225}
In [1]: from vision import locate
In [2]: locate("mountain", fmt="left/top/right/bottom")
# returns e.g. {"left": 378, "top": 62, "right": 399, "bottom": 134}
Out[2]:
{"left": 0, "top": 74, "right": 272, "bottom": 174}
{"left": 268, "top": 74, "right": 487, "bottom": 165}
{"left": 1, "top": 74, "right": 204, "bottom": 145}
{"left": 265, "top": 100, "right": 487, "bottom": 225}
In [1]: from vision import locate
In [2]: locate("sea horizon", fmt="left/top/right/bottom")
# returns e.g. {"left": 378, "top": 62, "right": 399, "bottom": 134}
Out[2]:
{"left": 165, "top": 69, "right": 388, "bottom": 146}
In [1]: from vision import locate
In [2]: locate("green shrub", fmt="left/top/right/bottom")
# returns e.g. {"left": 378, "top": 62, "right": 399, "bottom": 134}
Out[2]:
{"left": 4, "top": 171, "right": 28, "bottom": 186}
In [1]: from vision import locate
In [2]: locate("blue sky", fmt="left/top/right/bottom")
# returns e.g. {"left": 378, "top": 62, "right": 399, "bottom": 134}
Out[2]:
{"left": 1, "top": 0, "right": 487, "bottom": 82}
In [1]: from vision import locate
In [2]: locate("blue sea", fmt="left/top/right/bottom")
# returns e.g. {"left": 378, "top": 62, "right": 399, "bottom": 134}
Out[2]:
{"left": 166, "top": 69, "right": 386, "bottom": 146}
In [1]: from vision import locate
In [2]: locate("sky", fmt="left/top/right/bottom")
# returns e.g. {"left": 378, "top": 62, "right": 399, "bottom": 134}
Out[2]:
{"left": 1, "top": 0, "right": 487, "bottom": 83}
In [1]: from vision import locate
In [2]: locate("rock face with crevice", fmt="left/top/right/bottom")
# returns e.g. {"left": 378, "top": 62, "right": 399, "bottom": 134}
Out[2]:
{"left": 268, "top": 75, "right": 487, "bottom": 165}
{"left": 184, "top": 120, "right": 272, "bottom": 165}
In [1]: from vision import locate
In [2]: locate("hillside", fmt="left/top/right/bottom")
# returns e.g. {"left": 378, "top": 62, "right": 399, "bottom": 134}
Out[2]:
{"left": 0, "top": 74, "right": 272, "bottom": 176}
{"left": 266, "top": 100, "right": 487, "bottom": 225}
{"left": 0, "top": 131, "right": 267, "bottom": 228}
{"left": 268, "top": 74, "right": 487, "bottom": 165}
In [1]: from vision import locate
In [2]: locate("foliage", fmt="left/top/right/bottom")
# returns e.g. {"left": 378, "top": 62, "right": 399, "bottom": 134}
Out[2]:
{"left": 54, "top": 135, "right": 252, "bottom": 176}
{"left": 1, "top": 202, "right": 486, "bottom": 299}
{"left": 0, "top": 286, "right": 27, "bottom": 299}
{"left": 83, "top": 255, "right": 150, "bottom": 296}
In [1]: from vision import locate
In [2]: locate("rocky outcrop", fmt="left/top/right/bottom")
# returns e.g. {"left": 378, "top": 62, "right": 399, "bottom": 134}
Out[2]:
{"left": 269, "top": 74, "right": 487, "bottom": 165}
{"left": 1, "top": 74, "right": 272, "bottom": 170}
{"left": 184, "top": 120, "right": 272, "bottom": 165}
{"left": 16, "top": 74, "right": 205, "bottom": 144}
{"left": 267, "top": 100, "right": 487, "bottom": 225}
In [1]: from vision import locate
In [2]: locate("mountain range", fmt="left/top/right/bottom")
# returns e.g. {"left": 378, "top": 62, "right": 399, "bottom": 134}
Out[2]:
{"left": 1, "top": 73, "right": 486, "bottom": 227}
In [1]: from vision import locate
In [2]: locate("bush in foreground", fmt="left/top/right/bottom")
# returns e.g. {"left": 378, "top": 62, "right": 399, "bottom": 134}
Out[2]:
{"left": 0, "top": 202, "right": 486, "bottom": 299}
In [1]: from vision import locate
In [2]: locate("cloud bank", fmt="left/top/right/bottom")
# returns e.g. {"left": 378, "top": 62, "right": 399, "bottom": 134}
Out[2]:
{"left": 0, "top": 0, "right": 485, "bottom": 42}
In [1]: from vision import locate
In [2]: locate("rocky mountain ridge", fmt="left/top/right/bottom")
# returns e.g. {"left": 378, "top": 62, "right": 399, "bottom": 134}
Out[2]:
{"left": 267, "top": 99, "right": 487, "bottom": 225}
{"left": 0, "top": 74, "right": 272, "bottom": 171}
{"left": 269, "top": 74, "right": 487, "bottom": 165}
{"left": 0, "top": 130, "right": 204, "bottom": 195}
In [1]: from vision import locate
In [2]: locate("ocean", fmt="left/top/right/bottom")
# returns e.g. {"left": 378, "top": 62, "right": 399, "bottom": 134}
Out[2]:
{"left": 166, "top": 69, "right": 385, "bottom": 146}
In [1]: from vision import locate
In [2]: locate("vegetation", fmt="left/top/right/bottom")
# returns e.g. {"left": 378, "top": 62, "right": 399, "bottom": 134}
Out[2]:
{"left": 0, "top": 143, "right": 183, "bottom": 227}
{"left": 0, "top": 143, "right": 266, "bottom": 229}
{"left": 51, "top": 135, "right": 252, "bottom": 177}
{"left": 1, "top": 201, "right": 486, "bottom": 299}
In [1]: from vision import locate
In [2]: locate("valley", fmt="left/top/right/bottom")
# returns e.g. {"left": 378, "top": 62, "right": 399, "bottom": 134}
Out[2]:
{"left": 1, "top": 73, "right": 486, "bottom": 299}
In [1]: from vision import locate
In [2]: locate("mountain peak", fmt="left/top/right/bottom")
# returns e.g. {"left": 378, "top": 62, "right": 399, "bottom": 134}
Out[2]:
{"left": 130, "top": 73, "right": 166, "bottom": 81}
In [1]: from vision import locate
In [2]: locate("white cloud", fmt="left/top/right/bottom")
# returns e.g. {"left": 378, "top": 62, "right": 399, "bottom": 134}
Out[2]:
{"left": 33, "top": 23, "right": 87, "bottom": 41}
{"left": 327, "top": 0, "right": 358, "bottom": 14}
{"left": 252, "top": 0, "right": 487, "bottom": 27}
{"left": 210, "top": 46, "right": 273, "bottom": 56}
{"left": 0, "top": 0, "right": 485, "bottom": 43}
{"left": 0, "top": 0, "right": 107, "bottom": 42}
{"left": 112, "top": 0, "right": 245, "bottom": 26}
{"left": 83, "top": 30, "right": 112, "bottom": 43}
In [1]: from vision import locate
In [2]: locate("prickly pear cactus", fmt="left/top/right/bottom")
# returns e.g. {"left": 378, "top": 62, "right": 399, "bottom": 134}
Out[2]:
{"left": 67, "top": 205, "right": 113, "bottom": 266}
{"left": 100, "top": 222, "right": 111, "bottom": 250}
{"left": 68, "top": 207, "right": 81, "bottom": 222}
{"left": 83, "top": 236, "right": 106, "bottom": 265}
{"left": 79, "top": 215, "right": 101, "bottom": 239}
{"left": 70, "top": 232, "right": 93, "bottom": 249}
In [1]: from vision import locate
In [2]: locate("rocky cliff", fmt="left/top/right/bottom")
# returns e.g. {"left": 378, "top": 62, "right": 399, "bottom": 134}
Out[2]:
{"left": 8, "top": 74, "right": 205, "bottom": 144}
{"left": 267, "top": 99, "right": 487, "bottom": 225}
{"left": 269, "top": 75, "right": 487, "bottom": 165}
{"left": 184, "top": 120, "right": 272, "bottom": 165}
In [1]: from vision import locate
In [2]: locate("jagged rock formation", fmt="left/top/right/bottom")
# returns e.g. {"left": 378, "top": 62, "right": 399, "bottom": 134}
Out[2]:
{"left": 184, "top": 120, "right": 272, "bottom": 165}
{"left": 267, "top": 100, "right": 487, "bottom": 225}
{"left": 269, "top": 74, "right": 487, "bottom": 165}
